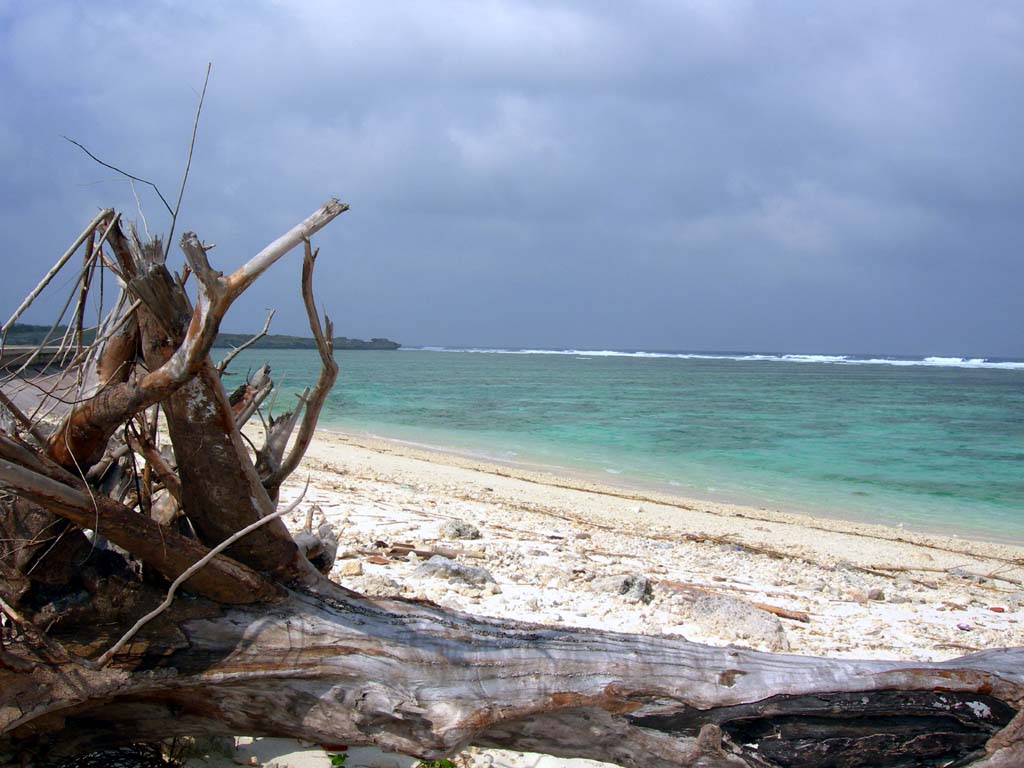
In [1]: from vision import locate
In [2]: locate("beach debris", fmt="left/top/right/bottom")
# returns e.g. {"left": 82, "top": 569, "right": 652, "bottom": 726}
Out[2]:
{"left": 391, "top": 542, "right": 461, "bottom": 560}
{"left": 748, "top": 601, "right": 811, "bottom": 623}
{"left": 685, "top": 593, "right": 791, "bottom": 652}
{"left": 656, "top": 580, "right": 811, "bottom": 623}
{"left": 846, "top": 589, "right": 870, "bottom": 604}
{"left": 441, "top": 519, "right": 481, "bottom": 540}
{"left": 950, "top": 567, "right": 989, "bottom": 584}
{"left": 335, "top": 560, "right": 363, "bottom": 577}
{"left": 293, "top": 522, "right": 339, "bottom": 575}
{"left": 990, "top": 606, "right": 1006, "bottom": 613}
{"left": 413, "top": 555, "right": 497, "bottom": 587}
{"left": 592, "top": 574, "right": 654, "bottom": 604}
{"left": 356, "top": 574, "right": 402, "bottom": 597}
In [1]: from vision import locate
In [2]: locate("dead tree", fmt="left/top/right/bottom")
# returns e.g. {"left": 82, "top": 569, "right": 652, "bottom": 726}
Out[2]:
{"left": 0, "top": 203, "right": 1022, "bottom": 768}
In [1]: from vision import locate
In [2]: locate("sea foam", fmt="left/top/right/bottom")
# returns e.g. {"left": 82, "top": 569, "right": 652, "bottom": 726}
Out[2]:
{"left": 410, "top": 348, "right": 1024, "bottom": 370}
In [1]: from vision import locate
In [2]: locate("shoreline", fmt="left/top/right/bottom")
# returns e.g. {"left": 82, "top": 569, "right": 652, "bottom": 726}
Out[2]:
{"left": 314, "top": 426, "right": 1024, "bottom": 559}
{"left": 292, "top": 426, "right": 1024, "bottom": 660}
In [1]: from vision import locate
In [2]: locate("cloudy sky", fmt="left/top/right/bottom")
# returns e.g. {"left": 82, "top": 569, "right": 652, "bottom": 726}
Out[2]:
{"left": 1, "top": 1, "right": 1022, "bottom": 355}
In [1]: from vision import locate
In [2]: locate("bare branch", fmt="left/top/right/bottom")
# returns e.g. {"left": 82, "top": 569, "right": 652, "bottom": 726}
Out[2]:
{"left": 1, "top": 250, "right": 107, "bottom": 382}
{"left": 232, "top": 364, "right": 274, "bottom": 427}
{"left": 46, "top": 201, "right": 345, "bottom": 472}
{"left": 0, "top": 594, "right": 94, "bottom": 669}
{"left": 0, "top": 390, "right": 48, "bottom": 447}
{"left": 257, "top": 387, "right": 307, "bottom": 483}
{"left": 217, "top": 308, "right": 275, "bottom": 375}
{"left": 161, "top": 199, "right": 346, "bottom": 396}
{"left": 0, "top": 455, "right": 278, "bottom": 605}
{"left": 165, "top": 62, "right": 211, "bottom": 258}
{"left": 220, "top": 198, "right": 349, "bottom": 298}
{"left": 1, "top": 209, "right": 112, "bottom": 335}
{"left": 125, "top": 427, "right": 181, "bottom": 505}
{"left": 62, "top": 136, "right": 173, "bottom": 216}
{"left": 70, "top": 231, "right": 98, "bottom": 356}
{"left": 262, "top": 237, "right": 339, "bottom": 491}
{"left": 94, "top": 478, "right": 307, "bottom": 668}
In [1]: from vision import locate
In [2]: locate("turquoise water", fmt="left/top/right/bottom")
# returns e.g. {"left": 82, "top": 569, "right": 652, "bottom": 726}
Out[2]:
{"left": 222, "top": 348, "right": 1024, "bottom": 543}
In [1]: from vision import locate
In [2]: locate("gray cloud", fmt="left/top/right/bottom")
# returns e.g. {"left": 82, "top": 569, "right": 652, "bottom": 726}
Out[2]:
{"left": 1, "top": 0, "right": 1022, "bottom": 355}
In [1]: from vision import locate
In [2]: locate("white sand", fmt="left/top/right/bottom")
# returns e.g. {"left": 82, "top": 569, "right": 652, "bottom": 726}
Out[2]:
{"left": 297, "top": 430, "right": 1024, "bottom": 659}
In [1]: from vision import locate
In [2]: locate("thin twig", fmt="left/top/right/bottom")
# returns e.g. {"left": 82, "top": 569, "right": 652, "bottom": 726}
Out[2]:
{"left": 95, "top": 480, "right": 309, "bottom": 667}
{"left": 165, "top": 62, "right": 212, "bottom": 259}
{"left": 217, "top": 308, "right": 275, "bottom": 375}
{"left": 0, "top": 389, "right": 48, "bottom": 446}
{"left": 1, "top": 209, "right": 112, "bottom": 336}
{"left": 62, "top": 137, "right": 173, "bottom": 216}
{"left": 4, "top": 256, "right": 97, "bottom": 380}
{"left": 71, "top": 232, "right": 98, "bottom": 357}
{"left": 0, "top": 594, "right": 95, "bottom": 668}
{"left": 12, "top": 298, "right": 142, "bottom": 422}
{"left": 130, "top": 180, "right": 151, "bottom": 240}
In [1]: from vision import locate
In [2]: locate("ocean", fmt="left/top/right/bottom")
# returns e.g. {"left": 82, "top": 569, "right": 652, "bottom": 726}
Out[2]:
{"left": 222, "top": 347, "right": 1024, "bottom": 543}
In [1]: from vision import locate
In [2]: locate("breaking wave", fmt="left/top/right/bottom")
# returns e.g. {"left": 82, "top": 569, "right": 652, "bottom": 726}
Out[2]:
{"left": 409, "top": 348, "right": 1024, "bottom": 370}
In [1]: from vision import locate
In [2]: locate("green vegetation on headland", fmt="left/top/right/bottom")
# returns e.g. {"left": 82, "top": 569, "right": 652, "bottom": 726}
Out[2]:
{"left": 216, "top": 332, "right": 400, "bottom": 350}
{"left": 4, "top": 323, "right": 400, "bottom": 350}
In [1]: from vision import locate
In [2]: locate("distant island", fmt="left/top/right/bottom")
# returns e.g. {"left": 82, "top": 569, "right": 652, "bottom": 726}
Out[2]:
{"left": 216, "top": 332, "right": 400, "bottom": 351}
{"left": 4, "top": 323, "right": 400, "bottom": 351}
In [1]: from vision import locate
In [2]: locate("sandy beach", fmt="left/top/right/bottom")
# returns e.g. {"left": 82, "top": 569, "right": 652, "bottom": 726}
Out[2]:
{"left": 296, "top": 429, "right": 1024, "bottom": 659}
{"left": 179, "top": 428, "right": 1024, "bottom": 767}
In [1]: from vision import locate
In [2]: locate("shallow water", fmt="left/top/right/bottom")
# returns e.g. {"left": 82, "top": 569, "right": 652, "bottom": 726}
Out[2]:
{"left": 223, "top": 347, "right": 1024, "bottom": 542}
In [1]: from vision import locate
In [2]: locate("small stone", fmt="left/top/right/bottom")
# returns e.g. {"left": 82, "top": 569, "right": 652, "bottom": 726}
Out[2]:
{"left": 358, "top": 574, "right": 401, "bottom": 597}
{"left": 412, "top": 555, "right": 496, "bottom": 587}
{"left": 686, "top": 593, "right": 790, "bottom": 652}
{"left": 868, "top": 588, "right": 886, "bottom": 602}
{"left": 335, "top": 560, "right": 362, "bottom": 577}
{"left": 592, "top": 574, "right": 654, "bottom": 604}
{"left": 440, "top": 519, "right": 481, "bottom": 540}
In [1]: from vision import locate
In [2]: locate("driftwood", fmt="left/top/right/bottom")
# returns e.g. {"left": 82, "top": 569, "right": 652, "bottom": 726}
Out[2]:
{"left": 0, "top": 203, "right": 1022, "bottom": 768}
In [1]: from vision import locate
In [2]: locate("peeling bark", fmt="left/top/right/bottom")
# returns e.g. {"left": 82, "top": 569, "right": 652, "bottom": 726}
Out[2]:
{"left": 2, "top": 586, "right": 1021, "bottom": 767}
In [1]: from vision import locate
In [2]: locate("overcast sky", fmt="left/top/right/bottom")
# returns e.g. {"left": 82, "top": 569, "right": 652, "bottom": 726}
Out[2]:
{"left": 1, "top": 1, "right": 1022, "bottom": 356}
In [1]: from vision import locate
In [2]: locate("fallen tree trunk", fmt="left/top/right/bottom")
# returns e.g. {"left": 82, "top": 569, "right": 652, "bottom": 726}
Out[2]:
{"left": 3, "top": 584, "right": 1023, "bottom": 768}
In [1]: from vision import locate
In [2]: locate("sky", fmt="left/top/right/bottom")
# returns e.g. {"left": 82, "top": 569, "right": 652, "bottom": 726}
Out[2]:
{"left": 1, "top": 1, "right": 1022, "bottom": 356}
